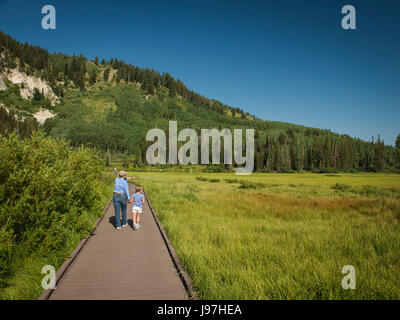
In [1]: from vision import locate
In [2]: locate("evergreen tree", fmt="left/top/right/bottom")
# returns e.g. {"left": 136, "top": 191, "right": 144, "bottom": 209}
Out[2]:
{"left": 103, "top": 68, "right": 110, "bottom": 82}
{"left": 64, "top": 63, "right": 69, "bottom": 78}
{"left": 105, "top": 150, "right": 111, "bottom": 167}
{"left": 135, "top": 147, "right": 143, "bottom": 167}
{"left": 123, "top": 154, "right": 129, "bottom": 169}
{"left": 373, "top": 135, "right": 385, "bottom": 172}
{"left": 89, "top": 69, "right": 97, "bottom": 85}
{"left": 33, "top": 88, "right": 43, "bottom": 101}
{"left": 169, "top": 87, "right": 176, "bottom": 97}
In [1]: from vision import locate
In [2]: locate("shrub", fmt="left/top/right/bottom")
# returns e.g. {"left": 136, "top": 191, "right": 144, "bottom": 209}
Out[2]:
{"left": 0, "top": 230, "right": 14, "bottom": 288}
{"left": 357, "top": 185, "right": 400, "bottom": 199}
{"left": 239, "top": 181, "right": 266, "bottom": 189}
{"left": 225, "top": 179, "right": 240, "bottom": 184}
{"left": 203, "top": 165, "right": 229, "bottom": 173}
{"left": 0, "top": 131, "right": 106, "bottom": 291}
{"left": 331, "top": 183, "right": 400, "bottom": 199}
{"left": 195, "top": 177, "right": 219, "bottom": 183}
{"left": 196, "top": 177, "right": 209, "bottom": 182}
{"left": 331, "top": 183, "right": 352, "bottom": 192}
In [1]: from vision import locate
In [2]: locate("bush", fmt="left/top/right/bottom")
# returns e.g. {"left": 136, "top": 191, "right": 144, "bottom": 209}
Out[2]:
{"left": 0, "top": 230, "right": 14, "bottom": 288}
{"left": 225, "top": 178, "right": 240, "bottom": 184}
{"left": 357, "top": 185, "right": 400, "bottom": 199}
{"left": 0, "top": 131, "right": 106, "bottom": 292}
{"left": 195, "top": 177, "right": 219, "bottom": 183}
{"left": 239, "top": 181, "right": 266, "bottom": 189}
{"left": 331, "top": 183, "right": 352, "bottom": 192}
{"left": 331, "top": 183, "right": 400, "bottom": 199}
{"left": 196, "top": 177, "right": 209, "bottom": 182}
{"left": 203, "top": 165, "right": 230, "bottom": 173}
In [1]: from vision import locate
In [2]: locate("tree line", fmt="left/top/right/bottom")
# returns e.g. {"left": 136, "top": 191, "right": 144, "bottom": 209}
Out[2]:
{"left": 0, "top": 106, "right": 38, "bottom": 139}
{"left": 254, "top": 129, "right": 400, "bottom": 173}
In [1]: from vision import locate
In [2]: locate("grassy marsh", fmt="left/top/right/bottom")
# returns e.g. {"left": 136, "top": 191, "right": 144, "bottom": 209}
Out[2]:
{"left": 130, "top": 172, "right": 400, "bottom": 299}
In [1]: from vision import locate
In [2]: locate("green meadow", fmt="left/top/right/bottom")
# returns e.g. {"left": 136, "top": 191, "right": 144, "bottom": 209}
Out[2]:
{"left": 129, "top": 171, "right": 400, "bottom": 299}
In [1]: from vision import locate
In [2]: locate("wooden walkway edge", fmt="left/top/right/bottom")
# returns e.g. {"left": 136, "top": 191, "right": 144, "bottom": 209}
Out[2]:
{"left": 38, "top": 183, "right": 197, "bottom": 300}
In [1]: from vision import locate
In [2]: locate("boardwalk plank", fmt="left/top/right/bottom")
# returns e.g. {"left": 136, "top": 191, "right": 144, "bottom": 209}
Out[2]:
{"left": 48, "top": 184, "right": 188, "bottom": 300}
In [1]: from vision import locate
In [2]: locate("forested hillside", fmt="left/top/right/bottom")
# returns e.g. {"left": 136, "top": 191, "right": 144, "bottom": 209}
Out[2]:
{"left": 1, "top": 30, "right": 399, "bottom": 172}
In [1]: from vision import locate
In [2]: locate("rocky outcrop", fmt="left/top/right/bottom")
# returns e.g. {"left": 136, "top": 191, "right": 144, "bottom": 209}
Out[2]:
{"left": 1, "top": 68, "right": 59, "bottom": 105}
{"left": 1, "top": 102, "right": 56, "bottom": 124}
{"left": 33, "top": 109, "right": 56, "bottom": 125}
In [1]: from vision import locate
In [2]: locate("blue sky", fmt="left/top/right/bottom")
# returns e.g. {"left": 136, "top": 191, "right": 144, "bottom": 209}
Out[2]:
{"left": 0, "top": 0, "right": 399, "bottom": 145}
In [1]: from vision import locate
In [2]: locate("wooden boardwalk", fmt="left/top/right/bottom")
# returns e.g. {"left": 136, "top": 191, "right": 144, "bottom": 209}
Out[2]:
{"left": 41, "top": 184, "right": 189, "bottom": 300}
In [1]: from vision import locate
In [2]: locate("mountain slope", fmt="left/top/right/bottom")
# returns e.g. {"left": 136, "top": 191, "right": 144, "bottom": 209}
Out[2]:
{"left": 1, "top": 30, "right": 399, "bottom": 172}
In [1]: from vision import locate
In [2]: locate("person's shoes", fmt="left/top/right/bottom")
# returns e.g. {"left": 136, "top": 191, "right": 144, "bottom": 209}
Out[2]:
{"left": 122, "top": 224, "right": 127, "bottom": 228}
{"left": 133, "top": 223, "right": 137, "bottom": 230}
{"left": 136, "top": 224, "right": 141, "bottom": 230}
{"left": 116, "top": 227, "right": 121, "bottom": 230}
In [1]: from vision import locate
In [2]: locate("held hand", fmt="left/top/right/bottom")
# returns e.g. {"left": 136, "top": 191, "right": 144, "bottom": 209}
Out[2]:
{"left": 128, "top": 199, "right": 133, "bottom": 203}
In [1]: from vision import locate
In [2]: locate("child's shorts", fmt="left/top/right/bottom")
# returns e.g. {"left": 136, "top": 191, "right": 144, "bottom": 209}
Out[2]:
{"left": 132, "top": 206, "right": 143, "bottom": 214}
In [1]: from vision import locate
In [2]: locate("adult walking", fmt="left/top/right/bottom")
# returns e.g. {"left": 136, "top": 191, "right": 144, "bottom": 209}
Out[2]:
{"left": 113, "top": 171, "right": 135, "bottom": 230}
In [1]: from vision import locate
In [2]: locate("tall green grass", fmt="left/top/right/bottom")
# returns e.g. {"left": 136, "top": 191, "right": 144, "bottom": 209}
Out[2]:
{"left": 132, "top": 172, "right": 400, "bottom": 299}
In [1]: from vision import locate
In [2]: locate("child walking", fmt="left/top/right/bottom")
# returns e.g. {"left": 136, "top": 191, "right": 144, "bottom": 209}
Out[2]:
{"left": 132, "top": 186, "right": 145, "bottom": 230}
